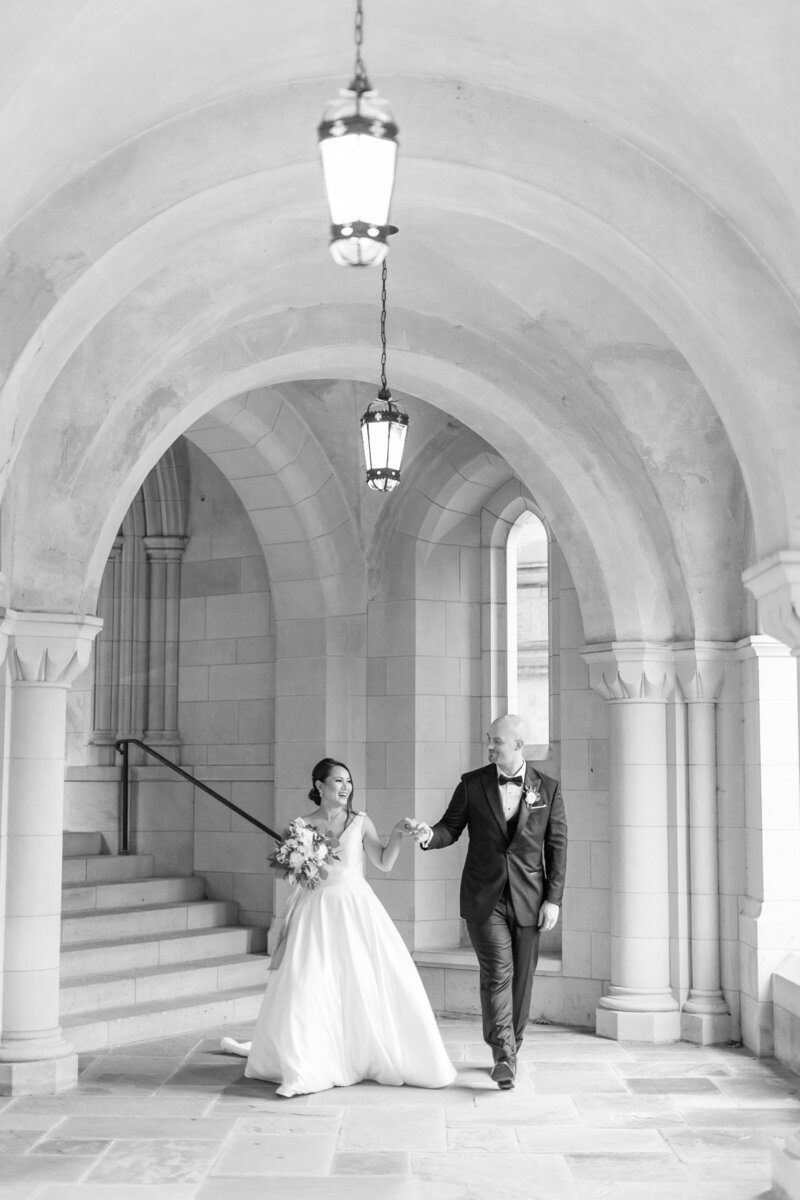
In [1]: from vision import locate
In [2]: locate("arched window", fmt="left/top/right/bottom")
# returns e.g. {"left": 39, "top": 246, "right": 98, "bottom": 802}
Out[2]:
{"left": 506, "top": 512, "right": 550, "bottom": 751}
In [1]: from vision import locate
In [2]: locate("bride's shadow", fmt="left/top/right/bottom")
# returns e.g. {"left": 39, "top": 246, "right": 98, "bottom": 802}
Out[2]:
{"left": 212, "top": 1057, "right": 515, "bottom": 1107}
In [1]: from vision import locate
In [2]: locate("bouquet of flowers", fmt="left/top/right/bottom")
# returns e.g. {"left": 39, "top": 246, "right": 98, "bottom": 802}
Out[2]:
{"left": 268, "top": 818, "right": 340, "bottom": 890}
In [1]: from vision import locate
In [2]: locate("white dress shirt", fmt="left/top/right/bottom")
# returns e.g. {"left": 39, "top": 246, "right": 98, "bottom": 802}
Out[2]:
{"left": 497, "top": 760, "right": 527, "bottom": 822}
{"left": 418, "top": 759, "right": 527, "bottom": 845}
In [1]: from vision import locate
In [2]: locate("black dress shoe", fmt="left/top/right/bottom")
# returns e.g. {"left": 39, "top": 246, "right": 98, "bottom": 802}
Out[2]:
{"left": 490, "top": 1058, "right": 516, "bottom": 1090}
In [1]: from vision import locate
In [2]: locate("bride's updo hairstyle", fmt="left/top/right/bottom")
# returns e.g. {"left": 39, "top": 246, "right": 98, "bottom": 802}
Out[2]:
{"left": 309, "top": 757, "right": 355, "bottom": 819}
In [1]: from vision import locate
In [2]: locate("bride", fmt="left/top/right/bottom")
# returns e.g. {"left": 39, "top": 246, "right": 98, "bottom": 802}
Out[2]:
{"left": 221, "top": 757, "right": 456, "bottom": 1097}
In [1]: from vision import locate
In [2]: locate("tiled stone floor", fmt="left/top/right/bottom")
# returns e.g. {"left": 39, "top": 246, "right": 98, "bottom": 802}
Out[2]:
{"left": 0, "top": 1016, "right": 796, "bottom": 1198}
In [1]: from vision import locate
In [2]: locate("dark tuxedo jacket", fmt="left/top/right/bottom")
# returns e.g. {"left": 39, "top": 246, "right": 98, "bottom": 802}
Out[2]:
{"left": 425, "top": 761, "right": 567, "bottom": 926}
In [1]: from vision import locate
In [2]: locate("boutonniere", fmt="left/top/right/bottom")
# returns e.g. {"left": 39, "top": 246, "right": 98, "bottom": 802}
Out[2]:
{"left": 523, "top": 781, "right": 546, "bottom": 810}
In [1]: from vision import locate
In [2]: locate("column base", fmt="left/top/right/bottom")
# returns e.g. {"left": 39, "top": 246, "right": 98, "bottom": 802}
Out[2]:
{"left": 773, "top": 1133, "right": 800, "bottom": 1200}
{"left": 0, "top": 1052, "right": 78, "bottom": 1095}
{"left": 681, "top": 1010, "right": 732, "bottom": 1045}
{"left": 596, "top": 1006, "right": 681, "bottom": 1043}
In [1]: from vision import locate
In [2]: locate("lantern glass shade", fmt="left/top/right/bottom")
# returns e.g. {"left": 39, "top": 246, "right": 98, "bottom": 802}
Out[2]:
{"left": 319, "top": 89, "right": 398, "bottom": 266}
{"left": 360, "top": 395, "right": 409, "bottom": 491}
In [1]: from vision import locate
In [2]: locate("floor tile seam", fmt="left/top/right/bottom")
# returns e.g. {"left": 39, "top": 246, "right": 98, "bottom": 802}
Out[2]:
{"left": 83, "top": 1063, "right": 188, "bottom": 1085}
{"left": 24, "top": 1117, "right": 72, "bottom": 1154}
{"left": 52, "top": 1124, "right": 243, "bottom": 1143}
{"left": 76, "top": 1132, "right": 117, "bottom": 1180}
{"left": 18, "top": 1140, "right": 111, "bottom": 1186}
{"left": 80, "top": 1133, "right": 230, "bottom": 1175}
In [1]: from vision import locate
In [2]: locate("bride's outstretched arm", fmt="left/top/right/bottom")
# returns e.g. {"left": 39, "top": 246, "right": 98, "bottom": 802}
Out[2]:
{"left": 361, "top": 812, "right": 412, "bottom": 871}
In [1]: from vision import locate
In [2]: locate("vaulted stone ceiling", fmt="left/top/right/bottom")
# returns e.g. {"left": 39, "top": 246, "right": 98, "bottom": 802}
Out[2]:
{"left": 0, "top": 1, "right": 797, "bottom": 642}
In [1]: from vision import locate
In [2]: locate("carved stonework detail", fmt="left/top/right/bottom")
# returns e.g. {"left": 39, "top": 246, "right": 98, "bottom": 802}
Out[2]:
{"left": 0, "top": 611, "right": 102, "bottom": 686}
{"left": 674, "top": 641, "right": 734, "bottom": 703}
{"left": 743, "top": 551, "right": 800, "bottom": 652}
{"left": 90, "top": 445, "right": 188, "bottom": 756}
{"left": 582, "top": 641, "right": 677, "bottom": 702}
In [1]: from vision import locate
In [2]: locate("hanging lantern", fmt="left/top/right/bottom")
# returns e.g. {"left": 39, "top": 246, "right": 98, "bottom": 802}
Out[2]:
{"left": 361, "top": 261, "right": 408, "bottom": 490}
{"left": 361, "top": 393, "right": 409, "bottom": 491}
{"left": 318, "top": 0, "right": 398, "bottom": 266}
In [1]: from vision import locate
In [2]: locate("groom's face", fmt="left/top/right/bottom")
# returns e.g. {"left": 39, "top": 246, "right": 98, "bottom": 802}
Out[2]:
{"left": 486, "top": 722, "right": 522, "bottom": 773}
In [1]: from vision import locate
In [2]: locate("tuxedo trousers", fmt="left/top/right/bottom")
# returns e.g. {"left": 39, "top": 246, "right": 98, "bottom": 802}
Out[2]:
{"left": 466, "top": 887, "right": 540, "bottom": 1063}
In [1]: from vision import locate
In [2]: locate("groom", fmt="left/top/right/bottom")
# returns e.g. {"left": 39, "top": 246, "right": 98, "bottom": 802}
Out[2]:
{"left": 413, "top": 713, "right": 567, "bottom": 1090}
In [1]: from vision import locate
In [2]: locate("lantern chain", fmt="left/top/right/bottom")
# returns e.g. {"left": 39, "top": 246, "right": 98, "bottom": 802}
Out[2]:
{"left": 379, "top": 259, "right": 389, "bottom": 396}
{"left": 353, "top": 0, "right": 369, "bottom": 95}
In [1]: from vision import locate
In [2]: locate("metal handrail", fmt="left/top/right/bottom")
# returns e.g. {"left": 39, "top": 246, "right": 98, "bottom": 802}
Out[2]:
{"left": 114, "top": 737, "right": 281, "bottom": 854}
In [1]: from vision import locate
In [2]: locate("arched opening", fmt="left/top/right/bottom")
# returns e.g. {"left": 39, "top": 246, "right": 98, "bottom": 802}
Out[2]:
{"left": 507, "top": 511, "right": 550, "bottom": 753}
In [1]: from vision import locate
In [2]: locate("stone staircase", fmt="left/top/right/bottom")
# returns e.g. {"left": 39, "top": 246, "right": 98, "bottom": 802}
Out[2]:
{"left": 60, "top": 832, "right": 270, "bottom": 1052}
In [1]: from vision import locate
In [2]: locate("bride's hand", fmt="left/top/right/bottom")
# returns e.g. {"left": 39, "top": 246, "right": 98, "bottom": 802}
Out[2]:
{"left": 394, "top": 818, "right": 416, "bottom": 837}
{"left": 401, "top": 818, "right": 431, "bottom": 843}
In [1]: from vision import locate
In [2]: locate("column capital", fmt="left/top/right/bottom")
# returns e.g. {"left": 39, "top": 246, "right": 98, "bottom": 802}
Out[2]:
{"left": 735, "top": 633, "right": 795, "bottom": 661}
{"left": 743, "top": 550, "right": 800, "bottom": 653}
{"left": 673, "top": 640, "right": 736, "bottom": 702}
{"left": 581, "top": 641, "right": 677, "bottom": 702}
{"left": 0, "top": 609, "right": 102, "bottom": 686}
{"left": 143, "top": 535, "right": 188, "bottom": 562}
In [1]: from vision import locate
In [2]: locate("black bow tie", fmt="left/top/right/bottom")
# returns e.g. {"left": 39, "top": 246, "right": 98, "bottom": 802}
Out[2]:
{"left": 498, "top": 774, "right": 523, "bottom": 787}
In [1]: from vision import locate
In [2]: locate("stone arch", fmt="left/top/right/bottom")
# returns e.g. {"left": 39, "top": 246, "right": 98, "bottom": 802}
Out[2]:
{"left": 370, "top": 423, "right": 616, "bottom": 645}
{"left": 91, "top": 442, "right": 190, "bottom": 753}
{"left": 478, "top": 482, "right": 558, "bottom": 743}
{"left": 6, "top": 312, "right": 700, "bottom": 648}
{"left": 183, "top": 388, "right": 365, "bottom": 624}
{"left": 0, "top": 86, "right": 791, "bottom": 567}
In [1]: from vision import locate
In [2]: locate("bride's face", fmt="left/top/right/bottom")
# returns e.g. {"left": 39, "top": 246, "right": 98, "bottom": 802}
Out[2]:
{"left": 317, "top": 767, "right": 352, "bottom": 807}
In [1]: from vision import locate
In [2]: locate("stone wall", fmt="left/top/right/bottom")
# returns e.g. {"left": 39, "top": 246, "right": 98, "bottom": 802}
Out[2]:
{"left": 64, "top": 440, "right": 276, "bottom": 927}
{"left": 178, "top": 442, "right": 275, "bottom": 927}
{"left": 554, "top": 551, "right": 609, "bottom": 1024}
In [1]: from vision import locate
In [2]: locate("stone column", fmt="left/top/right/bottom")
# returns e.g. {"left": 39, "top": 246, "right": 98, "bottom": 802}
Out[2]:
{"left": 143, "top": 535, "right": 187, "bottom": 746}
{"left": 91, "top": 536, "right": 123, "bottom": 752}
{"left": 0, "top": 611, "right": 101, "bottom": 1094}
{"left": 675, "top": 643, "right": 731, "bottom": 1044}
{"left": 742, "top": 554, "right": 800, "bottom": 1200}
{"left": 583, "top": 642, "right": 681, "bottom": 1042}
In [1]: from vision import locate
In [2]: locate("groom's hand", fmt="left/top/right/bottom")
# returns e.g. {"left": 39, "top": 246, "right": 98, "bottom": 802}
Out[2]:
{"left": 405, "top": 819, "right": 433, "bottom": 846}
{"left": 538, "top": 901, "right": 560, "bottom": 932}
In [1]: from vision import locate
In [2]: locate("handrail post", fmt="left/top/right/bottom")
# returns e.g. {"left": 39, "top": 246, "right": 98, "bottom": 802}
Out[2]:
{"left": 114, "top": 736, "right": 281, "bottom": 843}
{"left": 120, "top": 739, "right": 130, "bottom": 855}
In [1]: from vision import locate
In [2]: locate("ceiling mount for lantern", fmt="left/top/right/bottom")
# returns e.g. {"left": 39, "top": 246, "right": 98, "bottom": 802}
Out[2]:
{"left": 318, "top": 0, "right": 399, "bottom": 266}
{"left": 361, "top": 261, "right": 408, "bottom": 490}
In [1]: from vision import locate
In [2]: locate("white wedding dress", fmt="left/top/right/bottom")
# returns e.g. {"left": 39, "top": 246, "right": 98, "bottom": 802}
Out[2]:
{"left": 223, "top": 811, "right": 456, "bottom": 1097}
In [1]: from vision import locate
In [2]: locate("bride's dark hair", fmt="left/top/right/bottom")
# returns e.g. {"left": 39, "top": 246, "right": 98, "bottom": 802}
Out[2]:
{"left": 309, "top": 757, "right": 355, "bottom": 819}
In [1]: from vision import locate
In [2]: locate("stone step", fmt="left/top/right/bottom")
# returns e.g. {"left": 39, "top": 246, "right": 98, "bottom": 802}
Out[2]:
{"left": 414, "top": 946, "right": 564, "bottom": 1021}
{"left": 413, "top": 947, "right": 562, "bottom": 973}
{"left": 63, "top": 831, "right": 107, "bottom": 857}
{"left": 61, "top": 875, "right": 205, "bottom": 913}
{"left": 61, "top": 985, "right": 266, "bottom": 1053}
{"left": 60, "top": 899, "right": 239, "bottom": 945}
{"left": 62, "top": 853, "right": 155, "bottom": 885}
{"left": 60, "top": 923, "right": 269, "bottom": 980}
{"left": 60, "top": 953, "right": 270, "bottom": 1016}
{"left": 57, "top": 832, "right": 270, "bottom": 1054}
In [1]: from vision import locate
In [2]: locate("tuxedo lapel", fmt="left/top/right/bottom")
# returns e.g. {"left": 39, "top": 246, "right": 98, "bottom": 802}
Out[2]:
{"left": 480, "top": 768, "right": 508, "bottom": 838}
{"left": 508, "top": 763, "right": 541, "bottom": 845}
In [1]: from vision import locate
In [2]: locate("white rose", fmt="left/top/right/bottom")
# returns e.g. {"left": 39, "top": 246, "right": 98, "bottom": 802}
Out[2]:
{"left": 289, "top": 850, "right": 304, "bottom": 869}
